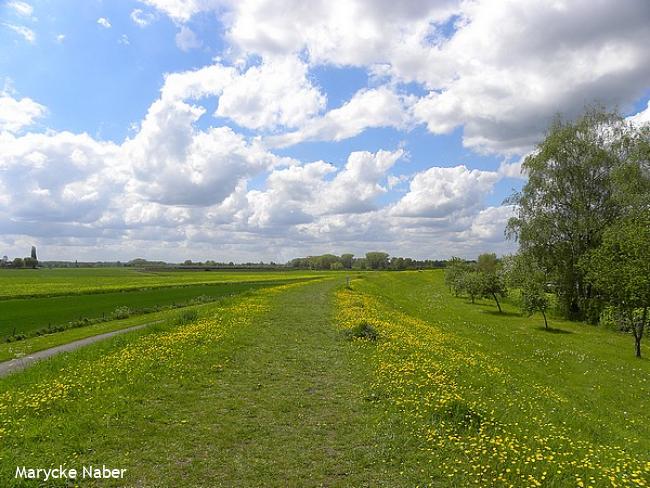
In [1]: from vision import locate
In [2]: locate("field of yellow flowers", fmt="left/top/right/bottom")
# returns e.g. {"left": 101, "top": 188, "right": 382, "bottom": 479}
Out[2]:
{"left": 338, "top": 271, "right": 650, "bottom": 487}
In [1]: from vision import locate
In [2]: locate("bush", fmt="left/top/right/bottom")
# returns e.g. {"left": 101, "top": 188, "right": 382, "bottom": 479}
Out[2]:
{"left": 344, "top": 321, "right": 378, "bottom": 341}
{"left": 113, "top": 306, "right": 132, "bottom": 320}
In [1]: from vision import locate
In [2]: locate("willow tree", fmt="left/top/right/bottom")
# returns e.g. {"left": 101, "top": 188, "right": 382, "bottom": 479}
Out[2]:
{"left": 506, "top": 107, "right": 647, "bottom": 321}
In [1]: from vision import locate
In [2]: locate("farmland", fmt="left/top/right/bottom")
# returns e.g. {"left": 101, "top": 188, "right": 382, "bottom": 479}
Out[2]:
{"left": 0, "top": 267, "right": 322, "bottom": 299}
{"left": 0, "top": 270, "right": 648, "bottom": 486}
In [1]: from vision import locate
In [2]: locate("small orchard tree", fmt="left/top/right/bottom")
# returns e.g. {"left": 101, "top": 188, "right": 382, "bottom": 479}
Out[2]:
{"left": 477, "top": 253, "right": 506, "bottom": 312}
{"left": 480, "top": 270, "right": 507, "bottom": 313}
{"left": 444, "top": 257, "right": 471, "bottom": 296}
{"left": 582, "top": 215, "right": 650, "bottom": 357}
{"left": 463, "top": 272, "right": 484, "bottom": 304}
{"left": 521, "top": 277, "right": 550, "bottom": 329}
{"left": 505, "top": 253, "right": 551, "bottom": 328}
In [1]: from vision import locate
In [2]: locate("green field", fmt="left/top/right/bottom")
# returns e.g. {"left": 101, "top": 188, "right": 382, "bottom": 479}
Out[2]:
{"left": 0, "top": 271, "right": 648, "bottom": 486}
{"left": 0, "top": 267, "right": 324, "bottom": 299}
{"left": 0, "top": 279, "right": 301, "bottom": 339}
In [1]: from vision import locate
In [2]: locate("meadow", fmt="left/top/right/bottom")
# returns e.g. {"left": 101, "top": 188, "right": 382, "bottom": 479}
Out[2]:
{"left": 0, "top": 270, "right": 648, "bottom": 486}
{"left": 0, "top": 279, "right": 302, "bottom": 340}
{"left": 0, "top": 267, "right": 321, "bottom": 299}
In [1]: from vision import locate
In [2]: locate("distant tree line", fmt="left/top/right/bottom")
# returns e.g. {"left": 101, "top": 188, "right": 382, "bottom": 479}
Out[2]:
{"left": 288, "top": 252, "right": 446, "bottom": 270}
{"left": 0, "top": 246, "right": 38, "bottom": 269}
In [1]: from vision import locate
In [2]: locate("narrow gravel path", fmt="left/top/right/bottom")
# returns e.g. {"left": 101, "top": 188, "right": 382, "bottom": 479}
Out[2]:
{"left": 0, "top": 321, "right": 162, "bottom": 377}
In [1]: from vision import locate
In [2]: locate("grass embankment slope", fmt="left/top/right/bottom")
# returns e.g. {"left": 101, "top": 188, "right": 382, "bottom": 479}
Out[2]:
{"left": 339, "top": 270, "right": 649, "bottom": 486}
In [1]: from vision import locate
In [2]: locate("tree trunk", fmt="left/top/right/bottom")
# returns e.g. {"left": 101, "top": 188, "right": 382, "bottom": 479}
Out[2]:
{"left": 635, "top": 307, "right": 647, "bottom": 358}
{"left": 492, "top": 293, "right": 502, "bottom": 313}
{"left": 542, "top": 309, "right": 548, "bottom": 329}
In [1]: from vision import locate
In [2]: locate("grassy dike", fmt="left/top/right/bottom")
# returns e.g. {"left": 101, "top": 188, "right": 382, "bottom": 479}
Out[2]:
{"left": 0, "top": 278, "right": 409, "bottom": 487}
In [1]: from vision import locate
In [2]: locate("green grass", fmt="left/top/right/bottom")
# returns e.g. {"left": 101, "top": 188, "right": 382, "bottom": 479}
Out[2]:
{"left": 0, "top": 267, "right": 326, "bottom": 299}
{"left": 0, "top": 271, "right": 648, "bottom": 486}
{"left": 338, "top": 270, "right": 650, "bottom": 486}
{"left": 0, "top": 278, "right": 412, "bottom": 486}
{"left": 0, "top": 297, "right": 229, "bottom": 362}
{"left": 0, "top": 279, "right": 299, "bottom": 339}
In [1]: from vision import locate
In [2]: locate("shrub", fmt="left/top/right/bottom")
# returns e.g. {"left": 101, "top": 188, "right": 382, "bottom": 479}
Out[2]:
{"left": 113, "top": 306, "right": 132, "bottom": 320}
{"left": 344, "top": 321, "right": 378, "bottom": 341}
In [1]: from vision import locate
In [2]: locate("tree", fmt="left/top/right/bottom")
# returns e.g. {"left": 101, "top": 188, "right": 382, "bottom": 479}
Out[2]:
{"left": 506, "top": 107, "right": 647, "bottom": 320}
{"left": 504, "top": 254, "right": 551, "bottom": 328}
{"left": 476, "top": 253, "right": 498, "bottom": 274}
{"left": 475, "top": 253, "right": 507, "bottom": 312}
{"left": 13, "top": 257, "right": 24, "bottom": 268}
{"left": 444, "top": 257, "right": 471, "bottom": 296}
{"left": 24, "top": 257, "right": 37, "bottom": 269}
{"left": 462, "top": 272, "right": 484, "bottom": 304}
{"left": 582, "top": 215, "right": 650, "bottom": 357}
{"left": 365, "top": 252, "right": 389, "bottom": 270}
{"left": 340, "top": 254, "right": 354, "bottom": 269}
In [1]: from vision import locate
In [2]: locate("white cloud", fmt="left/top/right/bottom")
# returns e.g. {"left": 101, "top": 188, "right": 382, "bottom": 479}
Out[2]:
{"left": 215, "top": 56, "right": 326, "bottom": 131}
{"left": 97, "top": 17, "right": 111, "bottom": 29}
{"left": 175, "top": 25, "right": 202, "bottom": 51}
{"left": 391, "top": 165, "right": 500, "bottom": 218}
{"left": 8, "top": 1, "right": 33, "bottom": 17}
{"left": 124, "top": 97, "right": 279, "bottom": 207}
{"left": 3, "top": 23, "right": 35, "bottom": 43}
{"left": 268, "top": 86, "right": 412, "bottom": 147}
{"left": 55, "top": 34, "right": 66, "bottom": 43}
{"left": 119, "top": 34, "right": 130, "bottom": 45}
{"left": 0, "top": 94, "right": 46, "bottom": 133}
{"left": 221, "top": 0, "right": 650, "bottom": 155}
{"left": 137, "top": 0, "right": 221, "bottom": 23}
{"left": 130, "top": 8, "right": 156, "bottom": 27}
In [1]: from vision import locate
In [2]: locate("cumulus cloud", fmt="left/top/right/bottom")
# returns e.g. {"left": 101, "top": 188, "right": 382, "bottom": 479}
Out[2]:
{"left": 97, "top": 17, "right": 111, "bottom": 29}
{"left": 216, "top": 56, "right": 326, "bottom": 131}
{"left": 267, "top": 86, "right": 413, "bottom": 147}
{"left": 159, "top": 56, "right": 326, "bottom": 132}
{"left": 223, "top": 0, "right": 650, "bottom": 154}
{"left": 0, "top": 94, "right": 46, "bottom": 133}
{"left": 391, "top": 165, "right": 500, "bottom": 218}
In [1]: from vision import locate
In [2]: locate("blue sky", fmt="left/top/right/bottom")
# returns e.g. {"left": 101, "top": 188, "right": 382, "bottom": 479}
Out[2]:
{"left": 0, "top": 0, "right": 648, "bottom": 262}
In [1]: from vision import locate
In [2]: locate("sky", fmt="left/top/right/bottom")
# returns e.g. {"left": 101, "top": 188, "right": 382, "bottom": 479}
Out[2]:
{"left": 0, "top": 0, "right": 649, "bottom": 263}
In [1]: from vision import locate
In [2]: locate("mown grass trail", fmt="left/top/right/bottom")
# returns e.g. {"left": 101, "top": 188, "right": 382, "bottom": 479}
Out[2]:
{"left": 0, "top": 279, "right": 408, "bottom": 487}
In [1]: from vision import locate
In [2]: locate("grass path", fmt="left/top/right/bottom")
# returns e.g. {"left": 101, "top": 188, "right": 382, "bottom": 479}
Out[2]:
{"left": 1, "top": 278, "right": 407, "bottom": 487}
{"left": 148, "top": 278, "right": 392, "bottom": 486}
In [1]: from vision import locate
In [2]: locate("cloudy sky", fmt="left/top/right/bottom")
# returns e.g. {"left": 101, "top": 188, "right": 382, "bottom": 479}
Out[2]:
{"left": 1, "top": 0, "right": 649, "bottom": 262}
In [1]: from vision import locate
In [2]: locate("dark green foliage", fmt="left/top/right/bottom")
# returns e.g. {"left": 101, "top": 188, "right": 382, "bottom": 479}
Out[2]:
{"left": 344, "top": 321, "right": 378, "bottom": 341}
{"left": 506, "top": 107, "right": 648, "bottom": 320}
{"left": 582, "top": 215, "right": 650, "bottom": 357}
{"left": 365, "top": 252, "right": 390, "bottom": 270}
